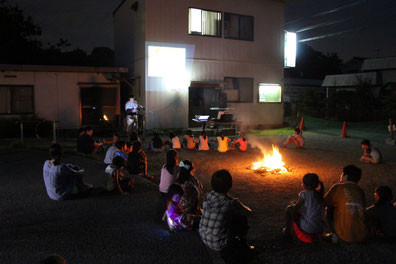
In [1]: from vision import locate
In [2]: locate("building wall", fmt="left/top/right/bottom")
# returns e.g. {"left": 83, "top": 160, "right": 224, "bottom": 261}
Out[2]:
{"left": 0, "top": 71, "right": 119, "bottom": 129}
{"left": 115, "top": 0, "right": 285, "bottom": 128}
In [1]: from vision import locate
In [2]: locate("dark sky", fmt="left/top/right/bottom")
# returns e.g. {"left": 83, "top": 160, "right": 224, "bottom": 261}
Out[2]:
{"left": 9, "top": 0, "right": 396, "bottom": 62}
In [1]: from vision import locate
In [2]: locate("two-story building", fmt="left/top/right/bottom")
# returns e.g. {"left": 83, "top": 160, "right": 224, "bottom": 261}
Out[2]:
{"left": 114, "top": 0, "right": 287, "bottom": 129}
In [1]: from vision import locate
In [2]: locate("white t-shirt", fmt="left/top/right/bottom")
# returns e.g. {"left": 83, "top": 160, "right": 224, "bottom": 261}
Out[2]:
{"left": 217, "top": 137, "right": 229, "bottom": 152}
{"left": 125, "top": 101, "right": 138, "bottom": 113}
{"left": 199, "top": 136, "right": 209, "bottom": 151}
{"left": 370, "top": 147, "right": 382, "bottom": 163}
{"left": 104, "top": 165, "right": 116, "bottom": 191}
{"left": 298, "top": 190, "right": 323, "bottom": 234}
{"left": 171, "top": 137, "right": 181, "bottom": 149}
{"left": 104, "top": 145, "right": 117, "bottom": 165}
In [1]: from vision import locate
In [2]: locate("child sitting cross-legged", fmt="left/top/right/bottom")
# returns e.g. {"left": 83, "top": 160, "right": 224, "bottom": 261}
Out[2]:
{"left": 231, "top": 132, "right": 248, "bottom": 151}
{"left": 163, "top": 183, "right": 200, "bottom": 232}
{"left": 105, "top": 156, "right": 134, "bottom": 194}
{"left": 127, "top": 141, "right": 150, "bottom": 179}
{"left": 199, "top": 170, "right": 254, "bottom": 262}
{"left": 283, "top": 173, "right": 324, "bottom": 243}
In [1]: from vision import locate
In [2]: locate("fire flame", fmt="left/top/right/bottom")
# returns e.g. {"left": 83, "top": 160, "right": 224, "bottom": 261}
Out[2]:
{"left": 252, "top": 145, "right": 288, "bottom": 173}
{"left": 103, "top": 114, "right": 109, "bottom": 121}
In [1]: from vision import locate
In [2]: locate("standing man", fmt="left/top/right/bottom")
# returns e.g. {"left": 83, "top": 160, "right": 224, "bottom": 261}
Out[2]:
{"left": 125, "top": 95, "right": 140, "bottom": 132}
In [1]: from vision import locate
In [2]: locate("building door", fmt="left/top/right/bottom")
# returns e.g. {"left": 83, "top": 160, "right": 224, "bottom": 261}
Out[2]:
{"left": 188, "top": 86, "right": 218, "bottom": 127}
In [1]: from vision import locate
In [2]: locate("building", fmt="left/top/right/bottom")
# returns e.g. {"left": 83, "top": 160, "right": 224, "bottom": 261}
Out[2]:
{"left": 322, "top": 56, "right": 396, "bottom": 97}
{"left": 0, "top": 64, "right": 127, "bottom": 129}
{"left": 113, "top": 0, "right": 287, "bottom": 129}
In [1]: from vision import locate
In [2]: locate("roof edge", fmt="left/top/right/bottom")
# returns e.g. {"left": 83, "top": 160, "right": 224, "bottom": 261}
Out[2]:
{"left": 0, "top": 64, "right": 128, "bottom": 73}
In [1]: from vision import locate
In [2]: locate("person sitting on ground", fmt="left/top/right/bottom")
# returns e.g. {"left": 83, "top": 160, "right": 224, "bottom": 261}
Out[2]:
{"left": 282, "top": 127, "right": 304, "bottom": 148}
{"left": 366, "top": 186, "right": 396, "bottom": 240}
{"left": 283, "top": 173, "right": 324, "bottom": 243}
{"left": 183, "top": 130, "right": 196, "bottom": 150}
{"left": 40, "top": 254, "right": 67, "bottom": 264}
{"left": 76, "top": 126, "right": 102, "bottom": 154}
{"left": 195, "top": 131, "right": 210, "bottom": 151}
{"left": 129, "top": 131, "right": 140, "bottom": 143}
{"left": 231, "top": 132, "right": 248, "bottom": 151}
{"left": 199, "top": 170, "right": 254, "bottom": 259}
{"left": 104, "top": 156, "right": 134, "bottom": 194}
{"left": 159, "top": 150, "right": 180, "bottom": 198}
{"left": 360, "top": 139, "right": 382, "bottom": 164}
{"left": 177, "top": 160, "right": 204, "bottom": 215}
{"left": 104, "top": 136, "right": 121, "bottom": 165}
{"left": 113, "top": 140, "right": 128, "bottom": 160}
{"left": 150, "top": 132, "right": 164, "bottom": 152}
{"left": 126, "top": 141, "right": 150, "bottom": 179}
{"left": 214, "top": 133, "right": 231, "bottom": 153}
{"left": 164, "top": 132, "right": 181, "bottom": 150}
{"left": 163, "top": 183, "right": 200, "bottom": 232}
{"left": 43, "top": 144, "right": 93, "bottom": 201}
{"left": 324, "top": 164, "right": 367, "bottom": 243}
{"left": 102, "top": 132, "right": 120, "bottom": 145}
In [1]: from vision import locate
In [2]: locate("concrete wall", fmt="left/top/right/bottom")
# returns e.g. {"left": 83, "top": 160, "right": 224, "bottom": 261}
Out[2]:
{"left": 0, "top": 71, "right": 119, "bottom": 129}
{"left": 115, "top": 0, "right": 285, "bottom": 128}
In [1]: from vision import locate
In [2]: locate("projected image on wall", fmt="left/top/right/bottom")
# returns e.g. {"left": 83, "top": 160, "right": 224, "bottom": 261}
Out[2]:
{"left": 148, "top": 46, "right": 186, "bottom": 78}
{"left": 259, "top": 83, "right": 282, "bottom": 103}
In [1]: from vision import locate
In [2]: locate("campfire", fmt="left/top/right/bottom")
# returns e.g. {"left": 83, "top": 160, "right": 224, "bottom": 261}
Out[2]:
{"left": 251, "top": 145, "right": 289, "bottom": 174}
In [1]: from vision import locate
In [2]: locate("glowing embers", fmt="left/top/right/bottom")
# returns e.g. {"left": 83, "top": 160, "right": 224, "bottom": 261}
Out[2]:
{"left": 103, "top": 114, "right": 109, "bottom": 121}
{"left": 251, "top": 145, "right": 289, "bottom": 174}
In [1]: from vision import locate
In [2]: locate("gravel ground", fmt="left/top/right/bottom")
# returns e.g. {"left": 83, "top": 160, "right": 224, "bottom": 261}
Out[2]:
{"left": 0, "top": 132, "right": 395, "bottom": 264}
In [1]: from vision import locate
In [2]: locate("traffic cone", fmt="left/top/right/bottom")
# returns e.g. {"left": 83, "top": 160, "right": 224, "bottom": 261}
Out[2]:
{"left": 299, "top": 117, "right": 305, "bottom": 131}
{"left": 340, "top": 121, "right": 347, "bottom": 138}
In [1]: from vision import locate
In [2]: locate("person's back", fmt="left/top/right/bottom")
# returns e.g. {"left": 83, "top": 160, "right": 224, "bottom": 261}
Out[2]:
{"left": 43, "top": 161, "right": 77, "bottom": 201}
{"left": 184, "top": 135, "right": 195, "bottom": 149}
{"left": 104, "top": 145, "right": 117, "bottom": 165}
{"left": 77, "top": 133, "right": 94, "bottom": 154}
{"left": 199, "top": 135, "right": 209, "bottom": 150}
{"left": 171, "top": 136, "right": 181, "bottom": 149}
{"left": 127, "top": 151, "right": 144, "bottom": 175}
{"left": 325, "top": 182, "right": 367, "bottom": 242}
{"left": 217, "top": 136, "right": 229, "bottom": 152}
{"left": 234, "top": 137, "right": 248, "bottom": 151}
{"left": 299, "top": 189, "right": 323, "bottom": 234}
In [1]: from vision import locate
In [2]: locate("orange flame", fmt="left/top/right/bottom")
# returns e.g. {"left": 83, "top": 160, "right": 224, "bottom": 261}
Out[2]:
{"left": 103, "top": 114, "right": 109, "bottom": 121}
{"left": 252, "top": 145, "right": 287, "bottom": 173}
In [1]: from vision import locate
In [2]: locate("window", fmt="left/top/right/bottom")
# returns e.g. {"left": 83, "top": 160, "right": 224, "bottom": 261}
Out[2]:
{"left": 188, "top": 8, "right": 222, "bottom": 37}
{"left": 224, "top": 77, "right": 253, "bottom": 103}
{"left": 258, "top": 83, "right": 282, "bottom": 103}
{"left": 81, "top": 87, "right": 117, "bottom": 125}
{"left": 284, "top": 31, "right": 297, "bottom": 68}
{"left": 0, "top": 86, "right": 34, "bottom": 114}
{"left": 224, "top": 13, "right": 254, "bottom": 41}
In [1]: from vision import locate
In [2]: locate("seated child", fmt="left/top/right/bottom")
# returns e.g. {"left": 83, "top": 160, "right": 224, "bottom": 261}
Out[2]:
{"left": 232, "top": 132, "right": 248, "bottom": 151}
{"left": 283, "top": 128, "right": 304, "bottom": 148}
{"left": 163, "top": 183, "right": 200, "bottom": 232}
{"left": 215, "top": 133, "right": 231, "bottom": 153}
{"left": 183, "top": 130, "right": 196, "bottom": 149}
{"left": 177, "top": 160, "right": 204, "bottom": 215}
{"left": 127, "top": 141, "right": 149, "bottom": 178}
{"left": 104, "top": 137, "right": 122, "bottom": 165}
{"left": 43, "top": 144, "right": 93, "bottom": 201}
{"left": 283, "top": 173, "right": 324, "bottom": 243}
{"left": 366, "top": 186, "right": 396, "bottom": 240}
{"left": 104, "top": 156, "right": 134, "bottom": 194}
{"left": 114, "top": 140, "right": 128, "bottom": 160}
{"left": 164, "top": 132, "right": 181, "bottom": 150}
{"left": 199, "top": 170, "right": 254, "bottom": 259}
{"left": 360, "top": 139, "right": 382, "bottom": 164}
{"left": 195, "top": 131, "right": 209, "bottom": 151}
{"left": 150, "top": 132, "right": 165, "bottom": 152}
{"left": 159, "top": 150, "right": 180, "bottom": 198}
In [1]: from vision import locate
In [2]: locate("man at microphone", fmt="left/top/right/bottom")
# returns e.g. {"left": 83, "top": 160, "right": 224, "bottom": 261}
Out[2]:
{"left": 125, "top": 95, "right": 142, "bottom": 132}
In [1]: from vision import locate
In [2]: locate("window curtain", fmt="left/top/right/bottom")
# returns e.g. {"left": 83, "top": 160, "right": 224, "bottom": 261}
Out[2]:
{"left": 202, "top": 11, "right": 221, "bottom": 36}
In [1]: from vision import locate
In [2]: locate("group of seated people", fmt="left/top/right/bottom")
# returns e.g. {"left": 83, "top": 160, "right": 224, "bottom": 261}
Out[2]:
{"left": 150, "top": 130, "right": 248, "bottom": 152}
{"left": 44, "top": 128, "right": 392, "bottom": 262}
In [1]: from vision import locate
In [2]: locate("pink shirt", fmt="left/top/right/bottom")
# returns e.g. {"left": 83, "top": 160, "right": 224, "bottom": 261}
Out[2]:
{"left": 198, "top": 136, "right": 209, "bottom": 151}
{"left": 159, "top": 165, "right": 180, "bottom": 193}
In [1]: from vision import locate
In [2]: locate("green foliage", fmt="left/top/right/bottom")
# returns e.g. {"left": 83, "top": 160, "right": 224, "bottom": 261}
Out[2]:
{"left": 297, "top": 88, "right": 325, "bottom": 118}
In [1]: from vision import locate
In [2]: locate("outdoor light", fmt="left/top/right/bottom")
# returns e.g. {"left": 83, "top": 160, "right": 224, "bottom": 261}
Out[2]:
{"left": 284, "top": 31, "right": 297, "bottom": 68}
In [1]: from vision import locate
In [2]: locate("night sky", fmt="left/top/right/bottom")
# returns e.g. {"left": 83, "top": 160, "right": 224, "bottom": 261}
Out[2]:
{"left": 8, "top": 0, "right": 396, "bottom": 61}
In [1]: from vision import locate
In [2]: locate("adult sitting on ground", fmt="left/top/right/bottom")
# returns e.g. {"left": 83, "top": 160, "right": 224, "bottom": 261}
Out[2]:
{"left": 360, "top": 139, "right": 382, "bottom": 164}
{"left": 324, "top": 164, "right": 367, "bottom": 243}
{"left": 76, "top": 126, "right": 102, "bottom": 154}
{"left": 43, "top": 144, "right": 93, "bottom": 201}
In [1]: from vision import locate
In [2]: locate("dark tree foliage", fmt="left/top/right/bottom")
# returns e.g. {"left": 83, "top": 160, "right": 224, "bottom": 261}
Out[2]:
{"left": 0, "top": 0, "right": 114, "bottom": 66}
{"left": 285, "top": 43, "right": 343, "bottom": 79}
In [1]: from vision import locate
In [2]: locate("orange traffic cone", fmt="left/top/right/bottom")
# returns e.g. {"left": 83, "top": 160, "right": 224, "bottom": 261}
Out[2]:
{"left": 340, "top": 121, "right": 347, "bottom": 138}
{"left": 299, "top": 117, "right": 305, "bottom": 131}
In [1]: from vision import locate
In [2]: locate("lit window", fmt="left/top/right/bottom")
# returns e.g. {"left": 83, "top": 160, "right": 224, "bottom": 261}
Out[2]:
{"left": 259, "top": 83, "right": 282, "bottom": 103}
{"left": 284, "top": 31, "right": 296, "bottom": 68}
{"left": 188, "top": 8, "right": 222, "bottom": 37}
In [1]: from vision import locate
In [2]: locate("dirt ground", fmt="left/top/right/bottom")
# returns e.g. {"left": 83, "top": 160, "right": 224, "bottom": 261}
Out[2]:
{"left": 146, "top": 132, "right": 396, "bottom": 264}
